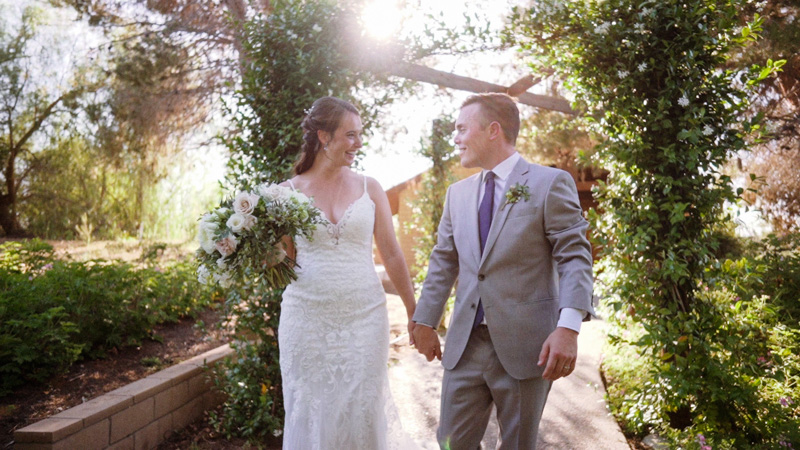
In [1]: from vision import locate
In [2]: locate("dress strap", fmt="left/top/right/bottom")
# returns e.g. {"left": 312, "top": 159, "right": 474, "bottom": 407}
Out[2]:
{"left": 287, "top": 179, "right": 296, "bottom": 191}
{"left": 362, "top": 175, "right": 367, "bottom": 194}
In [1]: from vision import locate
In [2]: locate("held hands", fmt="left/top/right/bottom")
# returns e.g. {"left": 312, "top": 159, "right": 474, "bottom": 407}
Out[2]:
{"left": 538, "top": 327, "right": 578, "bottom": 381}
{"left": 407, "top": 320, "right": 416, "bottom": 346}
{"left": 411, "top": 324, "right": 442, "bottom": 362}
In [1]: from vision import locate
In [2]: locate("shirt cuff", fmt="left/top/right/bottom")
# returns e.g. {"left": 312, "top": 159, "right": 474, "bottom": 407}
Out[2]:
{"left": 557, "top": 308, "right": 585, "bottom": 334}
{"left": 413, "top": 321, "right": 436, "bottom": 329}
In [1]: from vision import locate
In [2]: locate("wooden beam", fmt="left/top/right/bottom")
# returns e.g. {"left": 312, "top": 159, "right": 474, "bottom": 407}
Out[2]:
{"left": 507, "top": 75, "right": 540, "bottom": 97}
{"left": 386, "top": 62, "right": 575, "bottom": 114}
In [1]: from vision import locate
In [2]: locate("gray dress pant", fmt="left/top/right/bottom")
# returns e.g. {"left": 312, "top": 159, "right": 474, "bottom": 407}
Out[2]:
{"left": 438, "top": 326, "right": 552, "bottom": 450}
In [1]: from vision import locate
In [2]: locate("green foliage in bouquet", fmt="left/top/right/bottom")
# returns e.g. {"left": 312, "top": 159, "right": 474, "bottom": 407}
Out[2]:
{"left": 507, "top": 0, "right": 797, "bottom": 446}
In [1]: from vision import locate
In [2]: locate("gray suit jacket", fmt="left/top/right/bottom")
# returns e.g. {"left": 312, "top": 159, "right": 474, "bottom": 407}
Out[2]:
{"left": 413, "top": 158, "right": 595, "bottom": 380}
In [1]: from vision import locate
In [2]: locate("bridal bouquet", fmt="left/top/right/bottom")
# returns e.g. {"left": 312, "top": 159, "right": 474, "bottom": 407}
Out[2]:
{"left": 195, "top": 183, "right": 321, "bottom": 290}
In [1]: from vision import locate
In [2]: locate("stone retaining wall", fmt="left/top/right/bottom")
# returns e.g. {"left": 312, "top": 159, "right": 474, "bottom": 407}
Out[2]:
{"left": 14, "top": 344, "right": 233, "bottom": 450}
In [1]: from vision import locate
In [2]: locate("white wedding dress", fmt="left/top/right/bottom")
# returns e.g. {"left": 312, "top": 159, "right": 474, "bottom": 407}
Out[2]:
{"left": 279, "top": 176, "right": 417, "bottom": 449}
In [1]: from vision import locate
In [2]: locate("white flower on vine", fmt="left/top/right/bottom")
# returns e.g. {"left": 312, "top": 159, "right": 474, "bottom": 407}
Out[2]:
{"left": 602, "top": 86, "right": 611, "bottom": 94}
{"left": 312, "top": 24, "right": 322, "bottom": 33}
{"left": 702, "top": 125, "right": 714, "bottom": 136}
{"left": 634, "top": 22, "right": 646, "bottom": 32}
{"left": 595, "top": 22, "right": 611, "bottom": 35}
{"left": 617, "top": 70, "right": 629, "bottom": 79}
{"left": 640, "top": 7, "right": 653, "bottom": 17}
{"left": 678, "top": 95, "right": 690, "bottom": 107}
{"left": 638, "top": 62, "right": 648, "bottom": 72}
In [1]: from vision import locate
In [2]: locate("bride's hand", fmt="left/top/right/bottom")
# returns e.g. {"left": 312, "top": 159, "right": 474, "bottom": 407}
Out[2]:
{"left": 263, "top": 243, "right": 287, "bottom": 268}
{"left": 407, "top": 320, "right": 416, "bottom": 346}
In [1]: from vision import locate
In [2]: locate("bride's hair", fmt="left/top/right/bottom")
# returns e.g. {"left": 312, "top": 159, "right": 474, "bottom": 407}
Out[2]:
{"left": 294, "top": 96, "right": 360, "bottom": 175}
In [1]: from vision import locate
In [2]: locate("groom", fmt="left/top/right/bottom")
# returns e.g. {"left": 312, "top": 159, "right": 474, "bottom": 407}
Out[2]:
{"left": 412, "top": 93, "right": 595, "bottom": 449}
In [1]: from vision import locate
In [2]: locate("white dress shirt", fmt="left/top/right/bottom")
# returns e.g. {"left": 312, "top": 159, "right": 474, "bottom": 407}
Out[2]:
{"left": 480, "top": 152, "right": 585, "bottom": 333}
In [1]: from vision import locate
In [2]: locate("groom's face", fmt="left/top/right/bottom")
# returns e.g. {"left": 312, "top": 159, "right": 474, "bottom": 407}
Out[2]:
{"left": 454, "top": 103, "right": 490, "bottom": 169}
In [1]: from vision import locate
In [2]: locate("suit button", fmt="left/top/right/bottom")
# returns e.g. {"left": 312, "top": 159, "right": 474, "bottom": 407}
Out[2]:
{"left": 471, "top": 304, "right": 476, "bottom": 309}
{"left": 478, "top": 274, "right": 485, "bottom": 281}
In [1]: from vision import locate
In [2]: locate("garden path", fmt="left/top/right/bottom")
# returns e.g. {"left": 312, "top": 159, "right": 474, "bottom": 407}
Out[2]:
{"left": 384, "top": 293, "right": 631, "bottom": 449}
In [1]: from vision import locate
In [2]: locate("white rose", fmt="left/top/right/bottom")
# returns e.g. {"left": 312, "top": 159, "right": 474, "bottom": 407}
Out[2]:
{"left": 233, "top": 191, "right": 259, "bottom": 215}
{"left": 243, "top": 214, "right": 257, "bottom": 230}
{"left": 289, "top": 190, "right": 311, "bottom": 204}
{"left": 216, "top": 256, "right": 227, "bottom": 269}
{"left": 257, "top": 183, "right": 291, "bottom": 201}
{"left": 197, "top": 265, "right": 211, "bottom": 284}
{"left": 215, "top": 235, "right": 238, "bottom": 257}
{"left": 227, "top": 213, "right": 247, "bottom": 233}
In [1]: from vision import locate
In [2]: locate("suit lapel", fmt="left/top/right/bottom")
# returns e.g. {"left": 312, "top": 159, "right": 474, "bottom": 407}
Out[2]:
{"left": 479, "top": 158, "right": 530, "bottom": 268}
{"left": 463, "top": 174, "right": 482, "bottom": 265}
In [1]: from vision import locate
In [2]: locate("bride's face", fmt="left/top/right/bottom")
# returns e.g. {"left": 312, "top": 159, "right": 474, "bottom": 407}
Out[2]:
{"left": 322, "top": 112, "right": 363, "bottom": 166}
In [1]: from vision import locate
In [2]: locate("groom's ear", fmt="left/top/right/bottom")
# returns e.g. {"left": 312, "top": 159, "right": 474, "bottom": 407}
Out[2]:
{"left": 487, "top": 121, "right": 503, "bottom": 141}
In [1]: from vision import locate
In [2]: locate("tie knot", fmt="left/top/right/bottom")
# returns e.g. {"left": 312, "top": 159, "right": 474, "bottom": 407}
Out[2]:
{"left": 485, "top": 171, "right": 495, "bottom": 183}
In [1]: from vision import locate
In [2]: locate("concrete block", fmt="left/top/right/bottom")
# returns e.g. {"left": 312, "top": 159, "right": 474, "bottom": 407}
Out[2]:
{"left": 107, "top": 435, "right": 134, "bottom": 450}
{"left": 156, "top": 413, "right": 174, "bottom": 443}
{"left": 14, "top": 417, "right": 83, "bottom": 444}
{"left": 172, "top": 396, "right": 204, "bottom": 431}
{"left": 148, "top": 363, "right": 201, "bottom": 386}
{"left": 50, "top": 393, "right": 134, "bottom": 427}
{"left": 187, "top": 373, "right": 212, "bottom": 399}
{"left": 51, "top": 418, "right": 109, "bottom": 450}
{"left": 133, "top": 420, "right": 160, "bottom": 450}
{"left": 110, "top": 397, "right": 154, "bottom": 443}
{"left": 154, "top": 382, "right": 190, "bottom": 418}
{"left": 14, "top": 443, "right": 54, "bottom": 450}
{"left": 182, "top": 344, "right": 233, "bottom": 368}
{"left": 106, "top": 376, "right": 171, "bottom": 403}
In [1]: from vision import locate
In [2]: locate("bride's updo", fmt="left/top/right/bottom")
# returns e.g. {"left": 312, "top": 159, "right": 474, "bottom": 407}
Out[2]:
{"left": 293, "top": 96, "right": 360, "bottom": 175}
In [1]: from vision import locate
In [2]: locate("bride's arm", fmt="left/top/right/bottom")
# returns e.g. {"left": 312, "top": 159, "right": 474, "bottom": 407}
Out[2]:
{"left": 367, "top": 177, "right": 417, "bottom": 342}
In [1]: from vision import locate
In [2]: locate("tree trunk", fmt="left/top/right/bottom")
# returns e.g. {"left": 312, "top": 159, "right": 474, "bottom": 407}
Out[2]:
{"left": 0, "top": 193, "right": 26, "bottom": 237}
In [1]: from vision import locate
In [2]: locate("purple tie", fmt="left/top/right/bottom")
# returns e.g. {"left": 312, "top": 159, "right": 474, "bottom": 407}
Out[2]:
{"left": 473, "top": 171, "right": 494, "bottom": 329}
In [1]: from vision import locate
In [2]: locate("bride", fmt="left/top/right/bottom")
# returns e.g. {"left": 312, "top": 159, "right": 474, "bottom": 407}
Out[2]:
{"left": 278, "top": 96, "right": 419, "bottom": 449}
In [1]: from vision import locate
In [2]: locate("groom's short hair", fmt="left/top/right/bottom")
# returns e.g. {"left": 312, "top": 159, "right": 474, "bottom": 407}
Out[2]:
{"left": 461, "top": 93, "right": 520, "bottom": 144}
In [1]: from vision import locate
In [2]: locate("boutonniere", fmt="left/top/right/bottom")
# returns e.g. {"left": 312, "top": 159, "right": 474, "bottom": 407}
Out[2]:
{"left": 503, "top": 183, "right": 530, "bottom": 209}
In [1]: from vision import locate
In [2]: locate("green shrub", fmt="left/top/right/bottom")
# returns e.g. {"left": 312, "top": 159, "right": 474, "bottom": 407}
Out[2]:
{"left": 209, "top": 286, "right": 283, "bottom": 441}
{"left": 0, "top": 239, "right": 218, "bottom": 396}
{"left": 602, "top": 255, "right": 800, "bottom": 448}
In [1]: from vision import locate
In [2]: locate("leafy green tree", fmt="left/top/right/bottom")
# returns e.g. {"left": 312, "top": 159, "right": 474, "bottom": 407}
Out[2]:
{"left": 406, "top": 117, "right": 457, "bottom": 281}
{"left": 0, "top": 6, "right": 96, "bottom": 236}
{"left": 509, "top": 0, "right": 798, "bottom": 446}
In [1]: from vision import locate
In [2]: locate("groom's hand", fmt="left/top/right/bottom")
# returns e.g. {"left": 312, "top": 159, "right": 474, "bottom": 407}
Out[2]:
{"left": 411, "top": 324, "right": 442, "bottom": 362}
{"left": 538, "top": 327, "right": 578, "bottom": 381}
